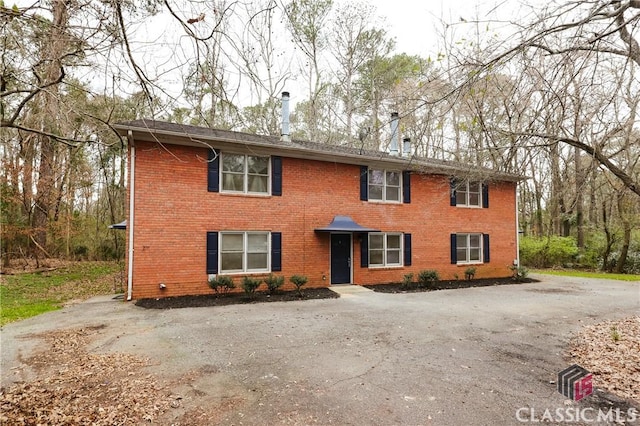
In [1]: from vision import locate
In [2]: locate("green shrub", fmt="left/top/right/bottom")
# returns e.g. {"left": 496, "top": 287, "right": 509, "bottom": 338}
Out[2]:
{"left": 519, "top": 236, "right": 579, "bottom": 268}
{"left": 401, "top": 272, "right": 414, "bottom": 290}
{"left": 208, "top": 275, "right": 235, "bottom": 294}
{"left": 610, "top": 326, "right": 620, "bottom": 342}
{"left": 464, "top": 267, "right": 476, "bottom": 280}
{"left": 242, "top": 276, "right": 262, "bottom": 297}
{"left": 264, "top": 274, "right": 285, "bottom": 294}
{"left": 510, "top": 265, "right": 529, "bottom": 282}
{"left": 417, "top": 269, "right": 439, "bottom": 288}
{"left": 289, "top": 274, "right": 308, "bottom": 296}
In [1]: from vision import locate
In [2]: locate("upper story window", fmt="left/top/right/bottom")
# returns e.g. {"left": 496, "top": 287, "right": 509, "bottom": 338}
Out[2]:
{"left": 456, "top": 181, "right": 481, "bottom": 207}
{"left": 369, "top": 233, "right": 402, "bottom": 267}
{"left": 368, "top": 169, "right": 401, "bottom": 203}
{"left": 222, "top": 154, "right": 269, "bottom": 194}
{"left": 450, "top": 179, "right": 488, "bottom": 208}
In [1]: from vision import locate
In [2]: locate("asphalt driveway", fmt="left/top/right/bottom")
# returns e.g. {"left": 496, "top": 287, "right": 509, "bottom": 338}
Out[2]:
{"left": 2, "top": 274, "right": 639, "bottom": 425}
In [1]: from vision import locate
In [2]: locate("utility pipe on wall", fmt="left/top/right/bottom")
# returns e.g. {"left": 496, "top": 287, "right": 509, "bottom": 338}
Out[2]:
{"left": 127, "top": 130, "right": 135, "bottom": 301}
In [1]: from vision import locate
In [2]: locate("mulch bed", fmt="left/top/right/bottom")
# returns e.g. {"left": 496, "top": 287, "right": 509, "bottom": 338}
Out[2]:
{"left": 136, "top": 278, "right": 537, "bottom": 309}
{"left": 364, "top": 277, "right": 538, "bottom": 293}
{"left": 135, "top": 288, "right": 339, "bottom": 309}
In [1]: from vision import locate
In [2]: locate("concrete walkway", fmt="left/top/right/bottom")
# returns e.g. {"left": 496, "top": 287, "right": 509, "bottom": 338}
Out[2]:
{"left": 328, "top": 284, "right": 375, "bottom": 296}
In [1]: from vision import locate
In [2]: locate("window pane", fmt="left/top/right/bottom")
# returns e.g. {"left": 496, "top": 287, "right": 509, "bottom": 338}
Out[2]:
{"left": 369, "top": 250, "right": 383, "bottom": 265}
{"left": 456, "top": 191, "right": 467, "bottom": 205}
{"left": 386, "top": 171, "right": 400, "bottom": 186}
{"left": 469, "top": 248, "right": 481, "bottom": 262}
{"left": 468, "top": 182, "right": 480, "bottom": 192}
{"left": 247, "top": 156, "right": 268, "bottom": 175}
{"left": 222, "top": 173, "right": 244, "bottom": 191}
{"left": 247, "top": 253, "right": 268, "bottom": 270}
{"left": 221, "top": 234, "right": 243, "bottom": 250}
{"left": 386, "top": 187, "right": 400, "bottom": 201}
{"left": 387, "top": 235, "right": 401, "bottom": 249}
{"left": 457, "top": 249, "right": 467, "bottom": 262}
{"left": 369, "top": 186, "right": 383, "bottom": 200}
{"left": 369, "top": 235, "right": 384, "bottom": 250}
{"left": 221, "top": 253, "right": 243, "bottom": 271}
{"left": 248, "top": 233, "right": 268, "bottom": 252}
{"left": 469, "top": 234, "right": 481, "bottom": 248}
{"left": 369, "top": 169, "right": 384, "bottom": 185}
{"left": 222, "top": 154, "right": 244, "bottom": 172}
{"left": 469, "top": 193, "right": 480, "bottom": 206}
{"left": 387, "top": 250, "right": 400, "bottom": 264}
{"left": 457, "top": 234, "right": 468, "bottom": 248}
{"left": 247, "top": 175, "right": 268, "bottom": 193}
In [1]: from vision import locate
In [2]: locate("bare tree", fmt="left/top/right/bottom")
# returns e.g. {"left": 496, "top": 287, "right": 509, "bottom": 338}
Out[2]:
{"left": 283, "top": 0, "right": 332, "bottom": 141}
{"left": 426, "top": 0, "right": 640, "bottom": 197}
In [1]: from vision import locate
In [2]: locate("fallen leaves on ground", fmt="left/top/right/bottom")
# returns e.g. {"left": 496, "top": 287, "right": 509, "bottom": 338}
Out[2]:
{"left": 568, "top": 316, "right": 640, "bottom": 403}
{"left": 0, "top": 326, "right": 171, "bottom": 425}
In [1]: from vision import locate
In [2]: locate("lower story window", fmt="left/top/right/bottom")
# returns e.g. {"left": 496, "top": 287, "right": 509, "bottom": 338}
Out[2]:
{"left": 456, "top": 233, "right": 482, "bottom": 264}
{"left": 369, "top": 233, "right": 402, "bottom": 267}
{"left": 220, "top": 231, "right": 269, "bottom": 273}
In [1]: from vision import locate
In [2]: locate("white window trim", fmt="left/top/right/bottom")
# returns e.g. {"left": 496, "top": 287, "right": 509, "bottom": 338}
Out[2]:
{"left": 456, "top": 181, "right": 482, "bottom": 208}
{"left": 221, "top": 153, "right": 271, "bottom": 195}
{"left": 220, "top": 231, "right": 271, "bottom": 274}
{"left": 369, "top": 232, "right": 403, "bottom": 268}
{"left": 456, "top": 233, "right": 484, "bottom": 265}
{"left": 368, "top": 169, "right": 402, "bottom": 204}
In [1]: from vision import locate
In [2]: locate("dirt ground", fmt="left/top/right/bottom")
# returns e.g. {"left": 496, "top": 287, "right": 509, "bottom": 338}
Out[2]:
{"left": 1, "top": 275, "right": 639, "bottom": 425}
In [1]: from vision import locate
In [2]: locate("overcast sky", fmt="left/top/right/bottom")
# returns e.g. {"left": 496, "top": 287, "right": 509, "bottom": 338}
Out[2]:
{"left": 14, "top": 0, "right": 540, "bottom": 106}
{"left": 359, "top": 0, "right": 536, "bottom": 56}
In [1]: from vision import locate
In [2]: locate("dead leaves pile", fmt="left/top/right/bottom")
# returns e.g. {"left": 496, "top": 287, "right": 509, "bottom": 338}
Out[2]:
{"left": 568, "top": 316, "right": 640, "bottom": 403}
{"left": 0, "top": 326, "right": 171, "bottom": 425}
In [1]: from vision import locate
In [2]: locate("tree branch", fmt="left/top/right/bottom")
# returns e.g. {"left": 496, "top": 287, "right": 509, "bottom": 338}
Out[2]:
{"left": 4, "top": 124, "right": 84, "bottom": 147}
{"left": 114, "top": 1, "right": 153, "bottom": 104}
{"left": 1, "top": 66, "right": 65, "bottom": 126}
{"left": 508, "top": 131, "right": 639, "bottom": 197}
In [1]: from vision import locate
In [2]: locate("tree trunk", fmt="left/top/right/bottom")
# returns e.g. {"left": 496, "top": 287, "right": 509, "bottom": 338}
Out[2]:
{"left": 601, "top": 198, "right": 615, "bottom": 271}
{"left": 615, "top": 225, "right": 631, "bottom": 274}
{"left": 575, "top": 147, "right": 584, "bottom": 248}
{"left": 614, "top": 193, "right": 631, "bottom": 273}
{"left": 31, "top": 0, "right": 69, "bottom": 254}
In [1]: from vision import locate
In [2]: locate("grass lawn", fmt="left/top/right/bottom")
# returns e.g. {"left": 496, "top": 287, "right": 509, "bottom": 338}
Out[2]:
{"left": 0, "top": 261, "right": 123, "bottom": 326}
{"left": 533, "top": 269, "right": 640, "bottom": 282}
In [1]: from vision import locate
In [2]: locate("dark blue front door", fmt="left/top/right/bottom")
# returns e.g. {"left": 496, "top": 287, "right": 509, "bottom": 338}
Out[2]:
{"left": 331, "top": 234, "right": 351, "bottom": 284}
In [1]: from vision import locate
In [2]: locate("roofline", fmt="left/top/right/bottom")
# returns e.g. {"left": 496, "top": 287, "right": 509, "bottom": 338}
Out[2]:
{"left": 113, "top": 121, "right": 525, "bottom": 182}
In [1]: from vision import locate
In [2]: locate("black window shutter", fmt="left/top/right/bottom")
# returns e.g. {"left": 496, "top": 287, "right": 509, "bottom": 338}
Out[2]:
{"left": 404, "top": 233, "right": 412, "bottom": 266}
{"left": 206, "top": 231, "right": 218, "bottom": 273}
{"left": 207, "top": 149, "right": 219, "bottom": 192}
{"left": 360, "top": 233, "right": 369, "bottom": 267}
{"left": 271, "top": 232, "right": 282, "bottom": 271}
{"left": 482, "top": 183, "right": 489, "bottom": 208}
{"left": 449, "top": 178, "right": 457, "bottom": 206}
{"left": 271, "top": 156, "right": 282, "bottom": 196}
{"left": 483, "top": 234, "right": 490, "bottom": 263}
{"left": 450, "top": 234, "right": 457, "bottom": 264}
{"left": 360, "top": 166, "right": 368, "bottom": 201}
{"left": 402, "top": 171, "right": 411, "bottom": 204}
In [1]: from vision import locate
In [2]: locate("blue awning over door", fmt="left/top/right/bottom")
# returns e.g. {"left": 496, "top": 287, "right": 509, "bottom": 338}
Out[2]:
{"left": 314, "top": 215, "right": 380, "bottom": 233}
{"left": 108, "top": 220, "right": 127, "bottom": 230}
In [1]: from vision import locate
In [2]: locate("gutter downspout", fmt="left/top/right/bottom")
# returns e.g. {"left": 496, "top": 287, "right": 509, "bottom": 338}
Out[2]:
{"left": 515, "top": 182, "right": 520, "bottom": 267}
{"left": 127, "top": 130, "right": 135, "bottom": 301}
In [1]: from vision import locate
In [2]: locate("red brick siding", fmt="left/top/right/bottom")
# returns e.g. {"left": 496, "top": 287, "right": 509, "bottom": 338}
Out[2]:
{"left": 127, "top": 141, "right": 518, "bottom": 299}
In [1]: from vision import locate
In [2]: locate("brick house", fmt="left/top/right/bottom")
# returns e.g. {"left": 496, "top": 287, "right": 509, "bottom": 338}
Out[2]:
{"left": 114, "top": 111, "right": 522, "bottom": 300}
